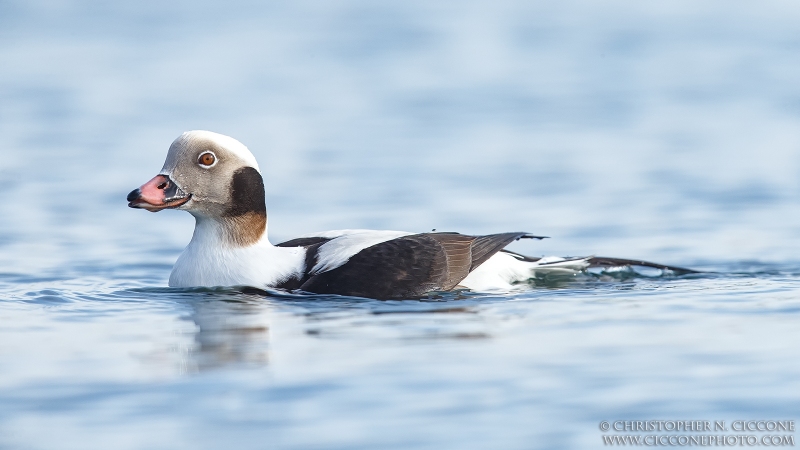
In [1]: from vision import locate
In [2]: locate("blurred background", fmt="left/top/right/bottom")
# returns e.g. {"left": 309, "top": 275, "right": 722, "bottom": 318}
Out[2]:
{"left": 1, "top": 1, "right": 800, "bottom": 449}
{"left": 2, "top": 0, "right": 800, "bottom": 275}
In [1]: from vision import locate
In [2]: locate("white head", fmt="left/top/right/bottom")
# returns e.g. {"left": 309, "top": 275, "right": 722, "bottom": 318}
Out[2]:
{"left": 127, "top": 131, "right": 268, "bottom": 246}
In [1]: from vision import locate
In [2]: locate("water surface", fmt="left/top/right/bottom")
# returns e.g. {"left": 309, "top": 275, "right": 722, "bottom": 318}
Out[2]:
{"left": 1, "top": 1, "right": 800, "bottom": 448}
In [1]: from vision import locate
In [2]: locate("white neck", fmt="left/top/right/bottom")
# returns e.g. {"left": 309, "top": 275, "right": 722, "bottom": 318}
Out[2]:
{"left": 168, "top": 215, "right": 305, "bottom": 288}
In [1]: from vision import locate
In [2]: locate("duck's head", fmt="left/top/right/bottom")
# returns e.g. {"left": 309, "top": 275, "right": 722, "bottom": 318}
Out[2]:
{"left": 127, "top": 130, "right": 266, "bottom": 245}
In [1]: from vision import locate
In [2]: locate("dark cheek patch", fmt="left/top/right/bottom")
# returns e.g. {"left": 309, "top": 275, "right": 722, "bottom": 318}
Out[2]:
{"left": 220, "top": 167, "right": 268, "bottom": 247}
{"left": 226, "top": 167, "right": 266, "bottom": 217}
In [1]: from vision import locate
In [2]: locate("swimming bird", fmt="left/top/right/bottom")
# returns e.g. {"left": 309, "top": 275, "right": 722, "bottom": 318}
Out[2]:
{"left": 127, "top": 131, "right": 693, "bottom": 300}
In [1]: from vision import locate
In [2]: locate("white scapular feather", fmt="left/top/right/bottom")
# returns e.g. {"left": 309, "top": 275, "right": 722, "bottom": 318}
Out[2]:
{"left": 308, "top": 230, "right": 413, "bottom": 274}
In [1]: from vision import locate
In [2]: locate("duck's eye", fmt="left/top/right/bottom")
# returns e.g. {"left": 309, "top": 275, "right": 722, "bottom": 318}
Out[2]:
{"left": 198, "top": 152, "right": 216, "bottom": 167}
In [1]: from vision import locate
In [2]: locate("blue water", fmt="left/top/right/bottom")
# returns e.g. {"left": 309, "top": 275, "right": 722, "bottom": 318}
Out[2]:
{"left": 2, "top": 1, "right": 800, "bottom": 448}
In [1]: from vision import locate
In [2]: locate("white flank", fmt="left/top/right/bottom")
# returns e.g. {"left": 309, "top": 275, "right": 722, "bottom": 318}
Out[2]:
{"left": 309, "top": 229, "right": 414, "bottom": 274}
{"left": 460, "top": 252, "right": 591, "bottom": 291}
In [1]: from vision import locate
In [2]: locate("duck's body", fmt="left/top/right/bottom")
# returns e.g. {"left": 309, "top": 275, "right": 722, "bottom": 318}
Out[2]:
{"left": 128, "top": 131, "right": 693, "bottom": 300}
{"left": 168, "top": 221, "right": 592, "bottom": 298}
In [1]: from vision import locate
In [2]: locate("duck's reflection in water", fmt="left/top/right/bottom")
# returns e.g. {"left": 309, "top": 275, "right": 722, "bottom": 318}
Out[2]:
{"left": 174, "top": 289, "right": 488, "bottom": 373}
{"left": 184, "top": 295, "right": 272, "bottom": 372}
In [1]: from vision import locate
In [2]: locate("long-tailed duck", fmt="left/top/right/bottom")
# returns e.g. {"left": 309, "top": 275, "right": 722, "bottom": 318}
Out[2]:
{"left": 127, "top": 130, "right": 693, "bottom": 300}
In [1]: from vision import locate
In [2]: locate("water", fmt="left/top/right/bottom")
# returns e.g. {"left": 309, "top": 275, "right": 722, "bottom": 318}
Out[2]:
{"left": 1, "top": 1, "right": 800, "bottom": 448}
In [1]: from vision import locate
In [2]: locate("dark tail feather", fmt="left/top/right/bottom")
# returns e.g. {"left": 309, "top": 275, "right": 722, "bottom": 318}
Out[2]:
{"left": 587, "top": 257, "right": 699, "bottom": 274}
{"left": 520, "top": 234, "right": 548, "bottom": 240}
{"left": 470, "top": 232, "right": 536, "bottom": 270}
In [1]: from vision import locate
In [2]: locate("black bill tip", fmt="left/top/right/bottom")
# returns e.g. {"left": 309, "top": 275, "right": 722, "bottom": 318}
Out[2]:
{"left": 127, "top": 188, "right": 141, "bottom": 203}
